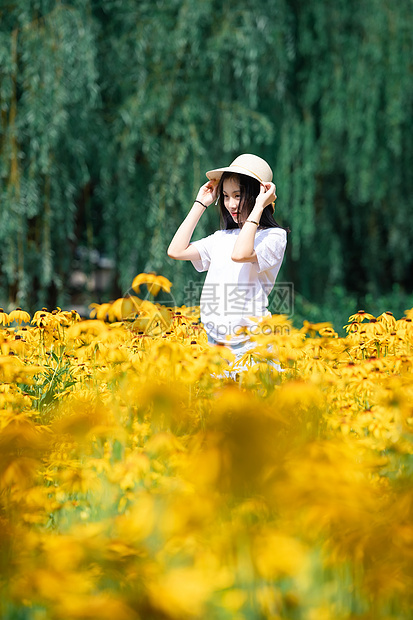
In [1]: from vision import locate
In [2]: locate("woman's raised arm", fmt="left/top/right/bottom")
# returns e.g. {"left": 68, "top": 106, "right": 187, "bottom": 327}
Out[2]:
{"left": 167, "top": 181, "right": 217, "bottom": 261}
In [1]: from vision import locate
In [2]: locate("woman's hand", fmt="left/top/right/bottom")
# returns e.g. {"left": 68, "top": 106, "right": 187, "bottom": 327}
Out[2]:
{"left": 255, "top": 182, "right": 277, "bottom": 211}
{"left": 167, "top": 180, "right": 218, "bottom": 260}
{"left": 196, "top": 180, "right": 218, "bottom": 207}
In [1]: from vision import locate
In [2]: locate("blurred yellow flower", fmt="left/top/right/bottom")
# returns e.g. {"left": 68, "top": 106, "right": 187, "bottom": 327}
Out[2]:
{"left": 148, "top": 567, "right": 214, "bottom": 618}
{"left": 66, "top": 319, "right": 108, "bottom": 340}
{"left": 1, "top": 277, "right": 413, "bottom": 619}
{"left": 302, "top": 320, "right": 333, "bottom": 337}
{"left": 132, "top": 272, "right": 172, "bottom": 296}
{"left": 53, "top": 594, "right": 137, "bottom": 620}
{"left": 89, "top": 302, "right": 112, "bottom": 321}
{"left": 253, "top": 530, "right": 307, "bottom": 579}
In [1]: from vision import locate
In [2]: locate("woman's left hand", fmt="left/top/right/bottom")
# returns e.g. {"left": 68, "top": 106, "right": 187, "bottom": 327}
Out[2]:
{"left": 255, "top": 182, "right": 277, "bottom": 210}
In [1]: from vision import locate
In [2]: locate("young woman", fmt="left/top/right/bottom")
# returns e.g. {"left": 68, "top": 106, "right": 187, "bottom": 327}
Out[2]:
{"left": 167, "top": 154, "right": 287, "bottom": 357}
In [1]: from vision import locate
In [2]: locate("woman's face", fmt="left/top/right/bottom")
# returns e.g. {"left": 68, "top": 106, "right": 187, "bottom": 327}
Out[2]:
{"left": 223, "top": 177, "right": 242, "bottom": 224}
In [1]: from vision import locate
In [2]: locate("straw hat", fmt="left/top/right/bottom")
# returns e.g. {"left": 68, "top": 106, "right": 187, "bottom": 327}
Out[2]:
{"left": 206, "top": 153, "right": 273, "bottom": 184}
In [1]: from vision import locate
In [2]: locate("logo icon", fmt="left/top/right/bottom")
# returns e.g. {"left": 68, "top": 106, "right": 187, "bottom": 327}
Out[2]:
{"left": 120, "top": 281, "right": 177, "bottom": 336}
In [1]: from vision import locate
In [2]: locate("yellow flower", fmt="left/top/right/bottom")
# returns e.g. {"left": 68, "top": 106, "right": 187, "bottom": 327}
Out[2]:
{"left": 343, "top": 320, "right": 360, "bottom": 334}
{"left": 90, "top": 297, "right": 144, "bottom": 323}
{"left": 49, "top": 308, "right": 81, "bottom": 327}
{"left": 31, "top": 308, "right": 56, "bottom": 328}
{"left": 0, "top": 308, "right": 10, "bottom": 325}
{"left": 108, "top": 298, "right": 131, "bottom": 322}
{"left": 347, "top": 310, "right": 376, "bottom": 323}
{"left": 66, "top": 319, "right": 109, "bottom": 340}
{"left": 319, "top": 326, "right": 338, "bottom": 338}
{"left": 302, "top": 320, "right": 333, "bottom": 337}
{"left": 4, "top": 279, "right": 413, "bottom": 617}
{"left": 377, "top": 310, "right": 397, "bottom": 329}
{"left": 89, "top": 302, "right": 112, "bottom": 321}
{"left": 129, "top": 300, "right": 172, "bottom": 336}
{"left": 131, "top": 272, "right": 172, "bottom": 296}
{"left": 8, "top": 307, "right": 31, "bottom": 324}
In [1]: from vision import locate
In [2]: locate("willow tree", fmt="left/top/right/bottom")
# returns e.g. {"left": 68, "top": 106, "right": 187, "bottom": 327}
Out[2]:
{"left": 1, "top": 0, "right": 412, "bottom": 313}
{"left": 94, "top": 0, "right": 292, "bottom": 305}
{"left": 281, "top": 0, "right": 413, "bottom": 304}
{"left": 0, "top": 2, "right": 100, "bottom": 308}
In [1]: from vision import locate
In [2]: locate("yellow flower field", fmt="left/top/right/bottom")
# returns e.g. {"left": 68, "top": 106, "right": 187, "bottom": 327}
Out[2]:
{"left": 0, "top": 275, "right": 412, "bottom": 619}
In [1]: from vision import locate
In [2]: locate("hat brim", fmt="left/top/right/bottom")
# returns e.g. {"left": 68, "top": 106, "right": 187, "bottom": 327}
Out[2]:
{"left": 206, "top": 165, "right": 263, "bottom": 183}
{"left": 206, "top": 166, "right": 275, "bottom": 213}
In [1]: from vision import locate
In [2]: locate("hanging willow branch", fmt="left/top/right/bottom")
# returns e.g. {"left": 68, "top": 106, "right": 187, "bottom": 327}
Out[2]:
{"left": 0, "top": 0, "right": 412, "bottom": 311}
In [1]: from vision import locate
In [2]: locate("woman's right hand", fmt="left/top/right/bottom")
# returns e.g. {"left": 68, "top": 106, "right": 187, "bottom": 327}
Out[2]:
{"left": 195, "top": 181, "right": 218, "bottom": 207}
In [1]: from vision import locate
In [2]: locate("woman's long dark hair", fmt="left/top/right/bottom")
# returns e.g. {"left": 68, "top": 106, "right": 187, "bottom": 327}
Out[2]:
{"left": 217, "top": 172, "right": 289, "bottom": 232}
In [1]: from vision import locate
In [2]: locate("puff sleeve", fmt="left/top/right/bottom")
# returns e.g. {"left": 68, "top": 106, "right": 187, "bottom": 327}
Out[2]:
{"left": 255, "top": 229, "right": 287, "bottom": 274}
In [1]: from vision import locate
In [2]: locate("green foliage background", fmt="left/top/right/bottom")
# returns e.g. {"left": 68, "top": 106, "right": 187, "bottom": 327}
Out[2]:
{"left": 1, "top": 0, "right": 413, "bottom": 324}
